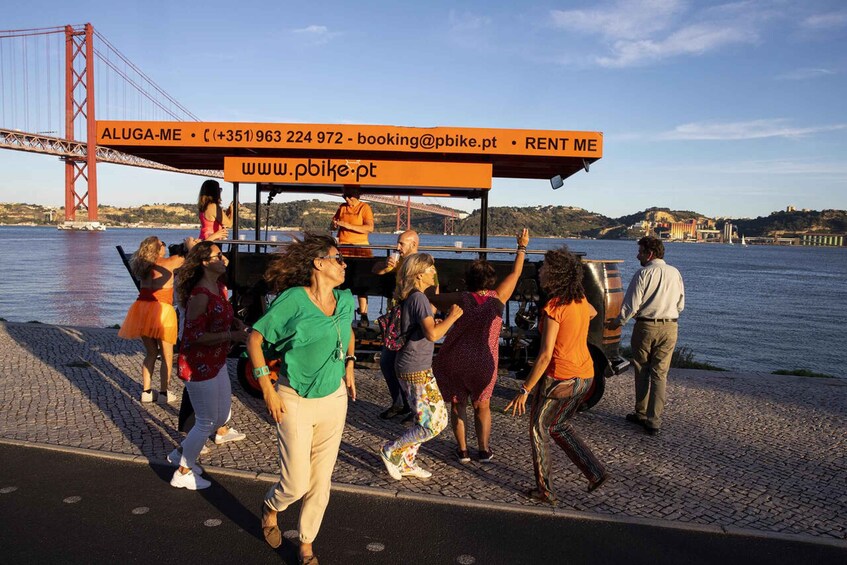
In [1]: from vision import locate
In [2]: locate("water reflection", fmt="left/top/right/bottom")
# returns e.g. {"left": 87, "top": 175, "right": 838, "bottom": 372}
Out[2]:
{"left": 57, "top": 231, "right": 109, "bottom": 327}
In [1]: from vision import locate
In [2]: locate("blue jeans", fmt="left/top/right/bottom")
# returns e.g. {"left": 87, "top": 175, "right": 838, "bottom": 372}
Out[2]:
{"left": 379, "top": 348, "right": 409, "bottom": 410}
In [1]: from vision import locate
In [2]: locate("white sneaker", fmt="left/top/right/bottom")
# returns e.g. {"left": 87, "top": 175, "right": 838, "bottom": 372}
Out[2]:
{"left": 200, "top": 444, "right": 211, "bottom": 455}
{"left": 140, "top": 390, "right": 155, "bottom": 403}
{"left": 166, "top": 448, "right": 204, "bottom": 475}
{"left": 401, "top": 465, "right": 432, "bottom": 479}
{"left": 378, "top": 448, "right": 403, "bottom": 481}
{"left": 157, "top": 390, "right": 177, "bottom": 405}
{"left": 214, "top": 428, "right": 246, "bottom": 444}
{"left": 170, "top": 468, "right": 211, "bottom": 490}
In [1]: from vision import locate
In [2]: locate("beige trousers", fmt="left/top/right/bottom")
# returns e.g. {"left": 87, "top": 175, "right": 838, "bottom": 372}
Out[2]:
{"left": 264, "top": 379, "right": 348, "bottom": 544}
{"left": 631, "top": 320, "right": 678, "bottom": 429}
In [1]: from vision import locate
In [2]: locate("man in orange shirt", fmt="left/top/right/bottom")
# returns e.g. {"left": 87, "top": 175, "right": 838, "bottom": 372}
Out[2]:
{"left": 332, "top": 185, "right": 374, "bottom": 326}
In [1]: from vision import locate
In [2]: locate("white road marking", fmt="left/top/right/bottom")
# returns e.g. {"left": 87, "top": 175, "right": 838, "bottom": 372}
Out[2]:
{"left": 63, "top": 496, "right": 82, "bottom": 504}
{"left": 366, "top": 542, "right": 385, "bottom": 552}
{"left": 204, "top": 518, "right": 222, "bottom": 527}
{"left": 283, "top": 529, "right": 299, "bottom": 540}
{"left": 0, "top": 486, "right": 18, "bottom": 494}
{"left": 131, "top": 507, "right": 150, "bottom": 515}
{"left": 456, "top": 555, "right": 476, "bottom": 564}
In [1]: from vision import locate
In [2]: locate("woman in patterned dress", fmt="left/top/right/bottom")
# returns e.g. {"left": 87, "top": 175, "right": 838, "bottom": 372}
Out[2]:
{"left": 431, "top": 229, "right": 529, "bottom": 463}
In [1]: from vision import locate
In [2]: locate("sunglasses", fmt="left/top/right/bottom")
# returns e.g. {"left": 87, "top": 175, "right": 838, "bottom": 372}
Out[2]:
{"left": 209, "top": 252, "right": 225, "bottom": 261}
{"left": 321, "top": 254, "right": 346, "bottom": 265}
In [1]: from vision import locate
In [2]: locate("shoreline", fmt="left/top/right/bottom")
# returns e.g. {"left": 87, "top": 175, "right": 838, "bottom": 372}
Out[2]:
{"left": 3, "top": 224, "right": 846, "bottom": 246}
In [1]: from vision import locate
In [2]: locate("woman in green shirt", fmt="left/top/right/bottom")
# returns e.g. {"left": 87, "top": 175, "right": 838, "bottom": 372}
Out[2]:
{"left": 247, "top": 233, "right": 356, "bottom": 565}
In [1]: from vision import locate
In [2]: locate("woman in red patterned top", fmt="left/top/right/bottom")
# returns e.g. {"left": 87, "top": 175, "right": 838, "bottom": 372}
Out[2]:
{"left": 169, "top": 242, "right": 249, "bottom": 490}
{"left": 431, "top": 229, "right": 529, "bottom": 464}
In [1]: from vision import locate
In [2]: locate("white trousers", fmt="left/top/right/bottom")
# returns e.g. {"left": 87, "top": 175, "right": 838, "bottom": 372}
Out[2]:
{"left": 264, "top": 380, "right": 348, "bottom": 544}
{"left": 180, "top": 364, "right": 232, "bottom": 468}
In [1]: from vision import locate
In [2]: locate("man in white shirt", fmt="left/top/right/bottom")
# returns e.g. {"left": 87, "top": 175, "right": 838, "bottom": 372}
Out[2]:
{"left": 607, "top": 236, "right": 684, "bottom": 435}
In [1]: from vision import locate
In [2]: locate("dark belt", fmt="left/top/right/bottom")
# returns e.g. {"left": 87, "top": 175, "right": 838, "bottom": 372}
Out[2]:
{"left": 636, "top": 318, "right": 677, "bottom": 323}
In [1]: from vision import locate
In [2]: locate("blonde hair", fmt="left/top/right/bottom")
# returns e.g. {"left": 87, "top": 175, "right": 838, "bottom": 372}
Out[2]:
{"left": 394, "top": 253, "right": 434, "bottom": 301}
{"left": 130, "top": 236, "right": 161, "bottom": 279}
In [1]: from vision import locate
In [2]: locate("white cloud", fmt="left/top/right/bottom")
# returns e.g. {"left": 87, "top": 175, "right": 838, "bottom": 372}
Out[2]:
{"left": 776, "top": 67, "right": 837, "bottom": 81}
{"left": 551, "top": 0, "right": 684, "bottom": 40}
{"left": 448, "top": 10, "right": 492, "bottom": 33}
{"left": 550, "top": 0, "right": 765, "bottom": 67}
{"left": 659, "top": 118, "right": 847, "bottom": 140}
{"left": 801, "top": 11, "right": 847, "bottom": 30}
{"left": 290, "top": 25, "right": 340, "bottom": 46}
{"left": 597, "top": 23, "right": 756, "bottom": 67}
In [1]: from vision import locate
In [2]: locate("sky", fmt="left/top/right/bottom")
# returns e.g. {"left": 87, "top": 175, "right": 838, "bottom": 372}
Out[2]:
{"left": 1, "top": 0, "right": 846, "bottom": 219}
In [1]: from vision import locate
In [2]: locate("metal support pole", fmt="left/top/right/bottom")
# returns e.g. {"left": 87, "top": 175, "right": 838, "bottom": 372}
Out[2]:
{"left": 479, "top": 192, "right": 489, "bottom": 258}
{"left": 84, "top": 23, "right": 97, "bottom": 221}
{"left": 255, "top": 183, "right": 261, "bottom": 241}
{"left": 63, "top": 25, "right": 75, "bottom": 221}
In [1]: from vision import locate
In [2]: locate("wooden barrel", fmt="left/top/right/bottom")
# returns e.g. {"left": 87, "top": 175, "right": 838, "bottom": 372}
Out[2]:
{"left": 582, "top": 260, "right": 624, "bottom": 354}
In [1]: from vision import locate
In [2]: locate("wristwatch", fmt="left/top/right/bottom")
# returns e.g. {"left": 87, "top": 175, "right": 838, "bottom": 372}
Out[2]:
{"left": 345, "top": 355, "right": 357, "bottom": 364}
{"left": 519, "top": 385, "right": 530, "bottom": 395}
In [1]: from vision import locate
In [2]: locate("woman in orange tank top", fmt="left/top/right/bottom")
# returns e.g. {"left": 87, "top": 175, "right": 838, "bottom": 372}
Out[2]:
{"left": 119, "top": 235, "right": 195, "bottom": 403}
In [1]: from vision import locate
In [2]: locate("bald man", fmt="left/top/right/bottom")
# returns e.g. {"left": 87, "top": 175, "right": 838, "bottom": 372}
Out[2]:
{"left": 372, "top": 230, "right": 419, "bottom": 420}
{"left": 372, "top": 230, "right": 419, "bottom": 275}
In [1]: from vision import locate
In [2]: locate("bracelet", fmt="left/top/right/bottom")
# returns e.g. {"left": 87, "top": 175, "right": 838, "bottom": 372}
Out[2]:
{"left": 516, "top": 246, "right": 527, "bottom": 252}
{"left": 519, "top": 384, "right": 530, "bottom": 395}
{"left": 252, "top": 365, "right": 270, "bottom": 379}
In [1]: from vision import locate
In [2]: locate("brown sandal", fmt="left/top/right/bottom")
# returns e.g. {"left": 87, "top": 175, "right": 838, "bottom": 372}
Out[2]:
{"left": 526, "top": 488, "right": 557, "bottom": 505}
{"left": 299, "top": 554, "right": 319, "bottom": 565}
{"left": 261, "top": 505, "right": 281, "bottom": 549}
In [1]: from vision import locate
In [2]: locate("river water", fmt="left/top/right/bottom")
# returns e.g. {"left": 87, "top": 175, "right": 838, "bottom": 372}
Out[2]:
{"left": 1, "top": 226, "right": 844, "bottom": 378}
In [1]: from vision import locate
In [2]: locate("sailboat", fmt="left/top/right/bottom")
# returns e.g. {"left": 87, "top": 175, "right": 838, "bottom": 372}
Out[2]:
{"left": 741, "top": 234, "right": 747, "bottom": 246}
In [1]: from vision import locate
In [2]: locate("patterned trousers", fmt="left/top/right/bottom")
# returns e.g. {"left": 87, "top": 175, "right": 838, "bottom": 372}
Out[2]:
{"left": 529, "top": 376, "right": 606, "bottom": 497}
{"left": 382, "top": 369, "right": 448, "bottom": 470}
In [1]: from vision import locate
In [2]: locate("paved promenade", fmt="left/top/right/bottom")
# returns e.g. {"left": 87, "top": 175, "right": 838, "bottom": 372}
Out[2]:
{"left": 1, "top": 321, "right": 845, "bottom": 543}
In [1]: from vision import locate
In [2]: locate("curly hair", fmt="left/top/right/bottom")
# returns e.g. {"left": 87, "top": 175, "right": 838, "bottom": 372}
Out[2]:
{"left": 465, "top": 260, "right": 497, "bottom": 292}
{"left": 174, "top": 241, "right": 217, "bottom": 307}
{"left": 638, "top": 236, "right": 665, "bottom": 259}
{"left": 540, "top": 246, "right": 585, "bottom": 304}
{"left": 197, "top": 179, "right": 222, "bottom": 215}
{"left": 264, "top": 233, "right": 337, "bottom": 294}
{"left": 394, "top": 253, "right": 435, "bottom": 301}
{"left": 130, "top": 236, "right": 162, "bottom": 280}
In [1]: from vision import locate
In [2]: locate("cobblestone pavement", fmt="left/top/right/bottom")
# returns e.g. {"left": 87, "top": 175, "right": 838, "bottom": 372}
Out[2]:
{"left": 1, "top": 322, "right": 845, "bottom": 541}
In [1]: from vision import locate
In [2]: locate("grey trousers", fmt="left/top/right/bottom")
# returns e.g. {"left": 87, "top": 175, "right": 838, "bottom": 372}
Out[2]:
{"left": 631, "top": 320, "right": 678, "bottom": 429}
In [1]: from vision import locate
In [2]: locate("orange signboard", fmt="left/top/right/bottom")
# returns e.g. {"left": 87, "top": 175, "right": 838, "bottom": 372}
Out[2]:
{"left": 97, "top": 121, "right": 602, "bottom": 159}
{"left": 224, "top": 157, "right": 492, "bottom": 189}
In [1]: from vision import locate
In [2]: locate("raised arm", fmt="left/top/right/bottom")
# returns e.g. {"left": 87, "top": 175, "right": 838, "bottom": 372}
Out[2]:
{"left": 494, "top": 228, "right": 530, "bottom": 301}
{"left": 420, "top": 303, "right": 463, "bottom": 342}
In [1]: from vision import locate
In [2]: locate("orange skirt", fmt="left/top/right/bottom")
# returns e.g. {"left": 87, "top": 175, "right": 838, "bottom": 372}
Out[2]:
{"left": 118, "top": 288, "right": 178, "bottom": 344}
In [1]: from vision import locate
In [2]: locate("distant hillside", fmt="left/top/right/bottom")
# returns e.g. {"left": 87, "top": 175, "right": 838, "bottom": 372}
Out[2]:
{"left": 456, "top": 205, "right": 616, "bottom": 238}
{"left": 2, "top": 202, "right": 845, "bottom": 239}
{"left": 731, "top": 209, "right": 847, "bottom": 237}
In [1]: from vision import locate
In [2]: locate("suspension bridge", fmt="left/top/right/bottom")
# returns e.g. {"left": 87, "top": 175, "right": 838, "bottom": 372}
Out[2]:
{"left": 0, "top": 23, "right": 466, "bottom": 231}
